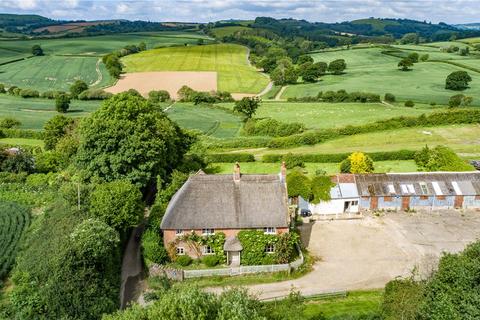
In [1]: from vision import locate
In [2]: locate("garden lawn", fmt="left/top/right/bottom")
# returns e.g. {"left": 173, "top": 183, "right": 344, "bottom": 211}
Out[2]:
{"left": 209, "top": 160, "right": 418, "bottom": 175}
{"left": 236, "top": 124, "right": 480, "bottom": 159}
{"left": 165, "top": 103, "right": 242, "bottom": 139}
{"left": 0, "top": 94, "right": 100, "bottom": 130}
{"left": 282, "top": 47, "right": 480, "bottom": 105}
{"left": 121, "top": 43, "right": 269, "bottom": 94}
{"left": 303, "top": 290, "right": 383, "bottom": 319}
{"left": 251, "top": 101, "right": 444, "bottom": 129}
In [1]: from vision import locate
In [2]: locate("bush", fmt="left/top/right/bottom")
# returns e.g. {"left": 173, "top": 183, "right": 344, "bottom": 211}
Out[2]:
{"left": 243, "top": 118, "right": 304, "bottom": 137}
{"left": 0, "top": 83, "right": 5, "bottom": 93}
{"left": 142, "top": 228, "right": 169, "bottom": 264}
{"left": 206, "top": 153, "right": 255, "bottom": 163}
{"left": 77, "top": 89, "right": 113, "bottom": 100}
{"left": 55, "top": 94, "right": 70, "bottom": 113}
{"left": 0, "top": 118, "right": 21, "bottom": 129}
{"left": 384, "top": 93, "right": 396, "bottom": 103}
{"left": 283, "top": 153, "right": 305, "bottom": 169}
{"left": 148, "top": 90, "right": 170, "bottom": 103}
{"left": 202, "top": 255, "right": 219, "bottom": 267}
{"left": 404, "top": 100, "right": 415, "bottom": 107}
{"left": 19, "top": 88, "right": 40, "bottom": 98}
{"left": 288, "top": 89, "right": 380, "bottom": 103}
{"left": 176, "top": 255, "right": 192, "bottom": 267}
{"left": 42, "top": 90, "right": 65, "bottom": 99}
{"left": 262, "top": 150, "right": 416, "bottom": 163}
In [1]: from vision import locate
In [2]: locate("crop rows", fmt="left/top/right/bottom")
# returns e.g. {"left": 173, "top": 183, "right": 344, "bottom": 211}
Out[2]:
{"left": 0, "top": 202, "right": 30, "bottom": 279}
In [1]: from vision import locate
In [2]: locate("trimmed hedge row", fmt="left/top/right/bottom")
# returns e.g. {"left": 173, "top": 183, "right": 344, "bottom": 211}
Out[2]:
{"left": 0, "top": 128, "right": 44, "bottom": 139}
{"left": 262, "top": 149, "right": 416, "bottom": 163}
{"left": 206, "top": 153, "right": 255, "bottom": 163}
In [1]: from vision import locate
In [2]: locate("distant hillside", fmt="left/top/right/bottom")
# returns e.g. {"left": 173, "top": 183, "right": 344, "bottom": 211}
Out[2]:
{"left": 455, "top": 23, "right": 480, "bottom": 30}
{"left": 0, "top": 13, "right": 52, "bottom": 27}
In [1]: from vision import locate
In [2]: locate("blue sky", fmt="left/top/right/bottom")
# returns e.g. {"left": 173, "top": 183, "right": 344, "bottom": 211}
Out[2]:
{"left": 1, "top": 0, "right": 479, "bottom": 24}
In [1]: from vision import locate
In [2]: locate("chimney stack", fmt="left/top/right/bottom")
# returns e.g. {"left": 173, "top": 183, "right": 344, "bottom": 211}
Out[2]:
{"left": 233, "top": 162, "right": 241, "bottom": 182}
{"left": 280, "top": 161, "right": 287, "bottom": 182}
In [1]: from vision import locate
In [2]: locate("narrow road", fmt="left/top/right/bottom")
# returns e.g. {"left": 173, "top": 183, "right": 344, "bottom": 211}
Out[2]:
{"left": 120, "top": 224, "right": 145, "bottom": 309}
{"left": 275, "top": 85, "right": 288, "bottom": 100}
{"left": 256, "top": 81, "right": 273, "bottom": 97}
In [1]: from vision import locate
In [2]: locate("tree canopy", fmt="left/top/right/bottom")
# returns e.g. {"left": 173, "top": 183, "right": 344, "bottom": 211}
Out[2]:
{"left": 75, "top": 92, "right": 191, "bottom": 189}
{"left": 340, "top": 152, "right": 374, "bottom": 174}
{"left": 327, "top": 59, "right": 346, "bottom": 75}
{"left": 31, "top": 44, "right": 43, "bottom": 56}
{"left": 70, "top": 80, "right": 89, "bottom": 99}
{"left": 233, "top": 97, "right": 261, "bottom": 120}
{"left": 398, "top": 58, "right": 413, "bottom": 71}
{"left": 445, "top": 71, "right": 472, "bottom": 90}
{"left": 414, "top": 145, "right": 473, "bottom": 171}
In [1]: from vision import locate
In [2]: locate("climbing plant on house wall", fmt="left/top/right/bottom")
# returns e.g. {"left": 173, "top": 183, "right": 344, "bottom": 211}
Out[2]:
{"left": 175, "top": 231, "right": 227, "bottom": 263}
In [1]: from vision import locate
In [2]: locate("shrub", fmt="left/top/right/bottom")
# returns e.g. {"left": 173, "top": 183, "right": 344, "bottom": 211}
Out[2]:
{"left": 202, "top": 255, "right": 219, "bottom": 267}
{"left": 243, "top": 118, "right": 304, "bottom": 137}
{"left": 176, "top": 255, "right": 192, "bottom": 267}
{"left": 55, "top": 94, "right": 71, "bottom": 113}
{"left": 19, "top": 89, "right": 39, "bottom": 98}
{"left": 70, "top": 80, "right": 88, "bottom": 98}
{"left": 142, "top": 228, "right": 169, "bottom": 264}
{"left": 148, "top": 90, "right": 171, "bottom": 103}
{"left": 415, "top": 145, "right": 473, "bottom": 171}
{"left": 42, "top": 90, "right": 65, "bottom": 99}
{"left": 283, "top": 153, "right": 305, "bottom": 169}
{"left": 0, "top": 118, "right": 21, "bottom": 129}
{"left": 0, "top": 83, "right": 5, "bottom": 93}
{"left": 404, "top": 100, "right": 415, "bottom": 107}
{"left": 78, "top": 89, "right": 113, "bottom": 100}
{"left": 445, "top": 71, "right": 472, "bottom": 90}
{"left": 384, "top": 93, "right": 396, "bottom": 103}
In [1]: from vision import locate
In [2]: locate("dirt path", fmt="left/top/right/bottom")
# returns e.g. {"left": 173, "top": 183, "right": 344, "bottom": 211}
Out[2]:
{"left": 163, "top": 101, "right": 176, "bottom": 112}
{"left": 381, "top": 100, "right": 395, "bottom": 107}
{"left": 275, "top": 85, "right": 288, "bottom": 100}
{"left": 257, "top": 81, "right": 273, "bottom": 97}
{"left": 91, "top": 58, "right": 103, "bottom": 87}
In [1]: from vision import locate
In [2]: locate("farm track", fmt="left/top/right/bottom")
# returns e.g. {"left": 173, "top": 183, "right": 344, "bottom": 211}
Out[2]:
{"left": 275, "top": 85, "right": 288, "bottom": 100}
{"left": 91, "top": 58, "right": 103, "bottom": 87}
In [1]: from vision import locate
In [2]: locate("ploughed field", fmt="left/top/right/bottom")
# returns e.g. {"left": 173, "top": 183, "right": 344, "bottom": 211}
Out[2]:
{"left": 0, "top": 31, "right": 213, "bottom": 91}
{"left": 120, "top": 43, "right": 269, "bottom": 94}
{"left": 282, "top": 46, "right": 480, "bottom": 104}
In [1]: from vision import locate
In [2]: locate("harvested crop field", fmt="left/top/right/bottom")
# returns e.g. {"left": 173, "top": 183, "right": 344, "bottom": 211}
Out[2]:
{"left": 105, "top": 71, "right": 217, "bottom": 99}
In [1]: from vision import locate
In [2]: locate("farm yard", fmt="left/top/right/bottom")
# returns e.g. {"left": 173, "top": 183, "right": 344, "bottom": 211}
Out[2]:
{"left": 120, "top": 43, "right": 270, "bottom": 94}
{"left": 281, "top": 46, "right": 480, "bottom": 104}
{"left": 0, "top": 202, "right": 30, "bottom": 279}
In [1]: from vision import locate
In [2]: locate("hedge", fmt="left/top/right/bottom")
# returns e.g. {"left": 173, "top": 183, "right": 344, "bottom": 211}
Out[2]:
{"left": 206, "top": 153, "right": 255, "bottom": 163}
{"left": 0, "top": 128, "right": 44, "bottom": 139}
{"left": 262, "top": 149, "right": 416, "bottom": 163}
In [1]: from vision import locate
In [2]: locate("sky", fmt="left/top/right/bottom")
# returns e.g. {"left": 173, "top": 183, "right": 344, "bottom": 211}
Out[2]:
{"left": 1, "top": 0, "right": 479, "bottom": 25}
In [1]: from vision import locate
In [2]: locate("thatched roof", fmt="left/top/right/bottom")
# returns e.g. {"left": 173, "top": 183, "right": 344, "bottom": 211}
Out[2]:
{"left": 161, "top": 173, "right": 289, "bottom": 230}
{"left": 224, "top": 236, "right": 243, "bottom": 251}
{"left": 355, "top": 172, "right": 480, "bottom": 197}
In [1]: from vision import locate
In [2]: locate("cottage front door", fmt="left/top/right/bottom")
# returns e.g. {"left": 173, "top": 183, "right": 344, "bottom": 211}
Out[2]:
{"left": 229, "top": 251, "right": 241, "bottom": 266}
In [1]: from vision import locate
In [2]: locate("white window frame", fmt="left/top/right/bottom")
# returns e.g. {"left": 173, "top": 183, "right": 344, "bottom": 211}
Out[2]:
{"left": 202, "top": 245, "right": 215, "bottom": 255}
{"left": 176, "top": 247, "right": 185, "bottom": 255}
{"left": 265, "top": 244, "right": 275, "bottom": 254}
{"left": 419, "top": 183, "right": 429, "bottom": 195}
{"left": 202, "top": 228, "right": 215, "bottom": 235}
{"left": 388, "top": 184, "right": 396, "bottom": 194}
{"left": 407, "top": 184, "right": 415, "bottom": 194}
{"left": 175, "top": 229, "right": 183, "bottom": 236}
{"left": 263, "top": 227, "right": 276, "bottom": 235}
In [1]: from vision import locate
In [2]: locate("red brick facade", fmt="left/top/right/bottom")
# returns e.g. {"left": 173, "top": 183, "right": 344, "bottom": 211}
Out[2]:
{"left": 164, "top": 227, "right": 289, "bottom": 259}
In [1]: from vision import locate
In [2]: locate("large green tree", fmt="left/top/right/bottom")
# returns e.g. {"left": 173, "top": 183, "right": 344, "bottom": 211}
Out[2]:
{"left": 76, "top": 92, "right": 190, "bottom": 189}
{"left": 414, "top": 145, "right": 473, "bottom": 171}
{"left": 398, "top": 58, "right": 413, "bottom": 71}
{"left": 43, "top": 115, "right": 75, "bottom": 150}
{"left": 233, "top": 97, "right": 261, "bottom": 120}
{"left": 327, "top": 59, "right": 346, "bottom": 75}
{"left": 445, "top": 71, "right": 472, "bottom": 90}
{"left": 89, "top": 180, "right": 144, "bottom": 232}
{"left": 70, "top": 80, "right": 89, "bottom": 99}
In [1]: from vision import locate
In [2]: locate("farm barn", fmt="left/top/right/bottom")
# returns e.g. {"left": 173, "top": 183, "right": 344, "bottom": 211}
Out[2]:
{"left": 301, "top": 172, "right": 480, "bottom": 215}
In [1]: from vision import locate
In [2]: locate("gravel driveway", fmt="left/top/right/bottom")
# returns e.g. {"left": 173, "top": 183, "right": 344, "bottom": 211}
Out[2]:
{"left": 244, "top": 210, "right": 480, "bottom": 300}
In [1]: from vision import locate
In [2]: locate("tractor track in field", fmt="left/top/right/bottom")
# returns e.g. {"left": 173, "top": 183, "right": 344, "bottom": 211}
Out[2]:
{"left": 91, "top": 58, "right": 103, "bottom": 87}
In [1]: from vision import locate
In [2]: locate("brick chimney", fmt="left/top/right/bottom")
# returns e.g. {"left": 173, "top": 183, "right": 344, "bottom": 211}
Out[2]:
{"left": 280, "top": 161, "right": 287, "bottom": 182}
{"left": 233, "top": 162, "right": 241, "bottom": 182}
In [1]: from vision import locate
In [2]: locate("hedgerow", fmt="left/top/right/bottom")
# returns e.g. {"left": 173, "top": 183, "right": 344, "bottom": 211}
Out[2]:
{"left": 287, "top": 89, "right": 381, "bottom": 103}
{"left": 243, "top": 118, "right": 305, "bottom": 137}
{"left": 0, "top": 128, "right": 44, "bottom": 139}
{"left": 262, "top": 149, "right": 416, "bottom": 163}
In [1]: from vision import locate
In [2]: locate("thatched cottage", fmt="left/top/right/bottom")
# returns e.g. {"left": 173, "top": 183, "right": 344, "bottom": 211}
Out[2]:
{"left": 160, "top": 163, "right": 290, "bottom": 265}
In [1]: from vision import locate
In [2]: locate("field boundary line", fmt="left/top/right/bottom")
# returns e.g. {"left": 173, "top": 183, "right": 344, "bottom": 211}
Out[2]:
{"left": 275, "top": 86, "right": 288, "bottom": 100}
{"left": 163, "top": 101, "right": 176, "bottom": 112}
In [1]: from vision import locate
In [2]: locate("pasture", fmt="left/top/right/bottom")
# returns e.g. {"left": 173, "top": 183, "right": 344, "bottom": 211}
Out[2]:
{"left": 248, "top": 124, "right": 480, "bottom": 159}
{"left": 165, "top": 103, "right": 241, "bottom": 138}
{"left": 220, "top": 101, "right": 444, "bottom": 129}
{"left": 0, "top": 94, "right": 100, "bottom": 130}
{"left": 282, "top": 47, "right": 480, "bottom": 104}
{"left": 121, "top": 44, "right": 269, "bottom": 94}
{"left": 209, "top": 160, "right": 418, "bottom": 175}
{"left": 0, "top": 31, "right": 213, "bottom": 92}
{"left": 210, "top": 26, "right": 251, "bottom": 38}
{"left": 0, "top": 202, "right": 30, "bottom": 279}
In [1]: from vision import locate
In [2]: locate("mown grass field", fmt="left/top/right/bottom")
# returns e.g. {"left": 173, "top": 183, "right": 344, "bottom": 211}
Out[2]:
{"left": 303, "top": 290, "right": 383, "bottom": 319}
{"left": 0, "top": 94, "right": 100, "bottom": 130}
{"left": 282, "top": 47, "right": 480, "bottom": 104}
{"left": 234, "top": 124, "right": 480, "bottom": 159}
{"left": 220, "top": 101, "right": 445, "bottom": 129}
{"left": 0, "top": 138, "right": 44, "bottom": 147}
{"left": 0, "top": 31, "right": 213, "bottom": 92}
{"left": 165, "top": 103, "right": 241, "bottom": 138}
{"left": 121, "top": 43, "right": 269, "bottom": 94}
{"left": 209, "top": 160, "right": 418, "bottom": 175}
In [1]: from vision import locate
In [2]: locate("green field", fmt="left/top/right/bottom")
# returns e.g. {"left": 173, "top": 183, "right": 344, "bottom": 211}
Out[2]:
{"left": 238, "top": 124, "right": 480, "bottom": 159}
{"left": 0, "top": 138, "right": 44, "bottom": 147}
{"left": 228, "top": 101, "right": 445, "bottom": 129}
{"left": 0, "top": 94, "right": 100, "bottom": 130}
{"left": 0, "top": 31, "right": 213, "bottom": 92}
{"left": 282, "top": 47, "right": 480, "bottom": 104}
{"left": 0, "top": 202, "right": 30, "bottom": 279}
{"left": 460, "top": 37, "right": 480, "bottom": 44}
{"left": 165, "top": 103, "right": 241, "bottom": 138}
{"left": 209, "top": 160, "right": 418, "bottom": 175}
{"left": 211, "top": 26, "right": 251, "bottom": 38}
{"left": 122, "top": 43, "right": 269, "bottom": 94}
